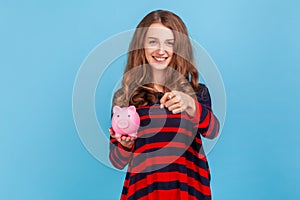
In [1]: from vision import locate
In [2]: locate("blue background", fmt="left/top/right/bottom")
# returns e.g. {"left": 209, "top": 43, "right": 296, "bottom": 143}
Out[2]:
{"left": 1, "top": 0, "right": 299, "bottom": 199}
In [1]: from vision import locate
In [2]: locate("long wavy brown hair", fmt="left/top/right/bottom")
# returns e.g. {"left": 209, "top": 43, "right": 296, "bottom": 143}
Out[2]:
{"left": 113, "top": 10, "right": 202, "bottom": 108}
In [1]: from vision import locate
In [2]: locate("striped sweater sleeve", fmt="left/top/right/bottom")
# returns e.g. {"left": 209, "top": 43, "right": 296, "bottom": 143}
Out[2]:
{"left": 109, "top": 136, "right": 134, "bottom": 169}
{"left": 190, "top": 84, "right": 220, "bottom": 139}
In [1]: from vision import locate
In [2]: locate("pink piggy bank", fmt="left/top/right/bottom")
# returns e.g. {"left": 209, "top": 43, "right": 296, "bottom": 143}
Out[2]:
{"left": 112, "top": 105, "right": 140, "bottom": 138}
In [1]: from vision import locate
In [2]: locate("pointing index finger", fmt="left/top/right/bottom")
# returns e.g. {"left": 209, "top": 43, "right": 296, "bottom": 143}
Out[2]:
{"left": 160, "top": 92, "right": 173, "bottom": 108}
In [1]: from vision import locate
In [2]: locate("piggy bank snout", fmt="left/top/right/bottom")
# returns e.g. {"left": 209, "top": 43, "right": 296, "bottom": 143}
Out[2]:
{"left": 117, "top": 120, "right": 129, "bottom": 129}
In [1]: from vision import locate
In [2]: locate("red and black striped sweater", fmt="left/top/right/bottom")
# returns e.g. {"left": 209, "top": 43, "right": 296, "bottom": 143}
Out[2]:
{"left": 109, "top": 84, "right": 219, "bottom": 200}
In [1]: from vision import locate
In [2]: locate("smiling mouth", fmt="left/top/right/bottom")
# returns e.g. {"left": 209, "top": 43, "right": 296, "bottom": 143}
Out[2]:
{"left": 152, "top": 56, "right": 168, "bottom": 62}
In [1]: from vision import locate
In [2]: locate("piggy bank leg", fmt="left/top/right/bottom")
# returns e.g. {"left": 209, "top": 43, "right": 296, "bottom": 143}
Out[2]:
{"left": 128, "top": 132, "right": 137, "bottom": 137}
{"left": 114, "top": 132, "right": 121, "bottom": 138}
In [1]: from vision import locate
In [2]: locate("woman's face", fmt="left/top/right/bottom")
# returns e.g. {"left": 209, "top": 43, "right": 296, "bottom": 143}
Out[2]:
{"left": 144, "top": 23, "right": 174, "bottom": 71}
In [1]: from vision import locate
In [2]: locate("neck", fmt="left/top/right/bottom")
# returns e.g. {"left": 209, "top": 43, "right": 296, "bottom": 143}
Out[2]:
{"left": 152, "top": 69, "right": 166, "bottom": 92}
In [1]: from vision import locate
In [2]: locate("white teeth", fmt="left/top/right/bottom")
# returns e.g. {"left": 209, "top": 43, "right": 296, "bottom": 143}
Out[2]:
{"left": 154, "top": 57, "right": 167, "bottom": 61}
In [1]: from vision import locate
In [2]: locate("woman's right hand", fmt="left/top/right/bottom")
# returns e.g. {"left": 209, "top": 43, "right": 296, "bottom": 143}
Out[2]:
{"left": 109, "top": 128, "right": 136, "bottom": 149}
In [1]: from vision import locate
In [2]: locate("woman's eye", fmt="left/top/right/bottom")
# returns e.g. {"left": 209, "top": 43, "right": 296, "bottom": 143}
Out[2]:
{"left": 149, "top": 40, "right": 157, "bottom": 45}
{"left": 166, "top": 41, "right": 174, "bottom": 46}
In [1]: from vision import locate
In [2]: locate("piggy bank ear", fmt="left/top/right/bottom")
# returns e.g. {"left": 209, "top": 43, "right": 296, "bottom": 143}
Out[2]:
{"left": 113, "top": 106, "right": 121, "bottom": 114}
{"left": 128, "top": 105, "right": 136, "bottom": 112}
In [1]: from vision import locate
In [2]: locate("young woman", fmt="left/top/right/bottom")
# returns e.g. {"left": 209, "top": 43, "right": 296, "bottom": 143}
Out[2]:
{"left": 108, "top": 10, "right": 219, "bottom": 200}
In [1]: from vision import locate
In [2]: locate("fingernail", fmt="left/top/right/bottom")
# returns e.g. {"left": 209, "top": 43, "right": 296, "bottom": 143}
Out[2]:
{"left": 160, "top": 104, "right": 163, "bottom": 109}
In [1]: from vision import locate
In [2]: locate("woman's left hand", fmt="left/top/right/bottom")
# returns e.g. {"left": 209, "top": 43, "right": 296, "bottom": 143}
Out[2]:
{"left": 160, "top": 90, "right": 196, "bottom": 117}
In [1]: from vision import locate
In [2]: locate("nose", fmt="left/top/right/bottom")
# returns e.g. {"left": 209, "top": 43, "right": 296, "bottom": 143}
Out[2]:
{"left": 158, "top": 44, "right": 165, "bottom": 54}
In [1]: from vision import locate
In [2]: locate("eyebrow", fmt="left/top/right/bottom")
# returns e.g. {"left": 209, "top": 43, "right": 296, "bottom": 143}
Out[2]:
{"left": 146, "top": 37, "right": 174, "bottom": 40}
